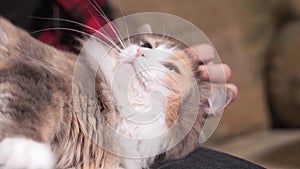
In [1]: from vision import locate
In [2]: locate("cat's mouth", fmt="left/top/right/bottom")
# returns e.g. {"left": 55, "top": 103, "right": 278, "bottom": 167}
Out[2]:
{"left": 119, "top": 57, "right": 161, "bottom": 91}
{"left": 132, "top": 61, "right": 156, "bottom": 88}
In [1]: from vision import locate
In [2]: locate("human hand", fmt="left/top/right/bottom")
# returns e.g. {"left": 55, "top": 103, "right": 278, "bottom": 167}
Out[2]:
{"left": 188, "top": 44, "right": 238, "bottom": 101}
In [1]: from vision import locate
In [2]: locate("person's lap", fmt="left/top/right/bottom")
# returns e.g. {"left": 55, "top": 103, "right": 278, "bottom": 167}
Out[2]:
{"left": 151, "top": 147, "right": 265, "bottom": 169}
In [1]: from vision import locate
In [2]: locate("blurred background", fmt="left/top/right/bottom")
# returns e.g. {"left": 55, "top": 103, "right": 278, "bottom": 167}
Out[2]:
{"left": 109, "top": 0, "right": 300, "bottom": 168}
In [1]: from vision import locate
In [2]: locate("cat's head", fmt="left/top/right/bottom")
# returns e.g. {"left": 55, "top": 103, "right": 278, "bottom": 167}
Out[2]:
{"left": 84, "top": 25, "right": 233, "bottom": 126}
{"left": 118, "top": 33, "right": 197, "bottom": 94}
{"left": 83, "top": 25, "right": 234, "bottom": 158}
{"left": 109, "top": 33, "right": 200, "bottom": 125}
{"left": 114, "top": 31, "right": 234, "bottom": 155}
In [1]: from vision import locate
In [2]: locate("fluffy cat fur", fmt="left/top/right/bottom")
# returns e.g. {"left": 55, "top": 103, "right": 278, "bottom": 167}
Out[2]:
{"left": 0, "top": 17, "right": 233, "bottom": 169}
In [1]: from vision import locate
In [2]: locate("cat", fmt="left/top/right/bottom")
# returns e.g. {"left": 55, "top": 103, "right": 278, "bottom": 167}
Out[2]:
{"left": 0, "top": 17, "right": 233, "bottom": 169}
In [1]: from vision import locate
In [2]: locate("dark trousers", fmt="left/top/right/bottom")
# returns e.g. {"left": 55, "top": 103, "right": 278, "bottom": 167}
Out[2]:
{"left": 151, "top": 147, "right": 265, "bottom": 169}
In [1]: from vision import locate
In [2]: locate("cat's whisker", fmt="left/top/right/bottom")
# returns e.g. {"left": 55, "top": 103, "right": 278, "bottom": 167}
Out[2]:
{"left": 30, "top": 16, "right": 99, "bottom": 36}
{"left": 85, "top": 7, "right": 124, "bottom": 50}
{"left": 31, "top": 27, "right": 121, "bottom": 52}
{"left": 85, "top": 2, "right": 119, "bottom": 46}
{"left": 108, "top": 22, "right": 127, "bottom": 49}
{"left": 87, "top": 0, "right": 127, "bottom": 49}
{"left": 88, "top": 0, "right": 109, "bottom": 22}
{"left": 29, "top": 16, "right": 120, "bottom": 50}
{"left": 113, "top": 2, "right": 131, "bottom": 45}
{"left": 86, "top": 7, "right": 103, "bottom": 32}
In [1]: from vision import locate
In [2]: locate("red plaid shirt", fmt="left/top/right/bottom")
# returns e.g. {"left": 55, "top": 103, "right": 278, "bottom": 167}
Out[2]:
{"left": 35, "top": 0, "right": 112, "bottom": 52}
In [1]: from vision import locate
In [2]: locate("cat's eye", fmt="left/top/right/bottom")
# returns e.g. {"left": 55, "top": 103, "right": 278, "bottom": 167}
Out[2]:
{"left": 141, "top": 42, "right": 152, "bottom": 49}
{"left": 163, "top": 63, "right": 180, "bottom": 73}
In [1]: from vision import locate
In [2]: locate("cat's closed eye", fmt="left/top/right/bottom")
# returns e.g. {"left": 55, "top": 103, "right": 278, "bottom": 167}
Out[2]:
{"left": 140, "top": 42, "right": 152, "bottom": 49}
{"left": 162, "top": 62, "right": 180, "bottom": 73}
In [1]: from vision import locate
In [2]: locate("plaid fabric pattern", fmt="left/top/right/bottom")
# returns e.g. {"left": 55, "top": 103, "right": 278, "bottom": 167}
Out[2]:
{"left": 35, "top": 0, "right": 111, "bottom": 52}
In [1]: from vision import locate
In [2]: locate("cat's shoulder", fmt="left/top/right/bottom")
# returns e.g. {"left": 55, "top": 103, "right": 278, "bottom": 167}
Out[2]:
{"left": 0, "top": 17, "right": 26, "bottom": 49}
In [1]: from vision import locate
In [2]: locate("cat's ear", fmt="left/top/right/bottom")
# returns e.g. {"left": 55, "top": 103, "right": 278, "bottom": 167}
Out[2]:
{"left": 137, "top": 24, "right": 153, "bottom": 34}
{"left": 204, "top": 84, "right": 234, "bottom": 117}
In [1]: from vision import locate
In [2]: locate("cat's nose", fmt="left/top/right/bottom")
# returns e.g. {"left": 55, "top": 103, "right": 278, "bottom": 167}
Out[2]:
{"left": 136, "top": 48, "right": 145, "bottom": 58}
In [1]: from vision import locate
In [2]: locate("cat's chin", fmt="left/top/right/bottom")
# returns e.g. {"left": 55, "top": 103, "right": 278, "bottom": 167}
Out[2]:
{"left": 115, "top": 62, "right": 157, "bottom": 89}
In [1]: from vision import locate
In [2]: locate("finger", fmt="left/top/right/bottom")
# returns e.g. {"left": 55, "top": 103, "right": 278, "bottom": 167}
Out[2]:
{"left": 199, "top": 63, "right": 232, "bottom": 83}
{"left": 188, "top": 44, "right": 215, "bottom": 64}
{"left": 226, "top": 83, "right": 238, "bottom": 101}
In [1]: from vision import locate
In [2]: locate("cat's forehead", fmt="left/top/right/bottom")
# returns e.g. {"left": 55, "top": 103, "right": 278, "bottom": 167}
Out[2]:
{"left": 116, "top": 33, "right": 198, "bottom": 73}
{"left": 126, "top": 33, "right": 186, "bottom": 49}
